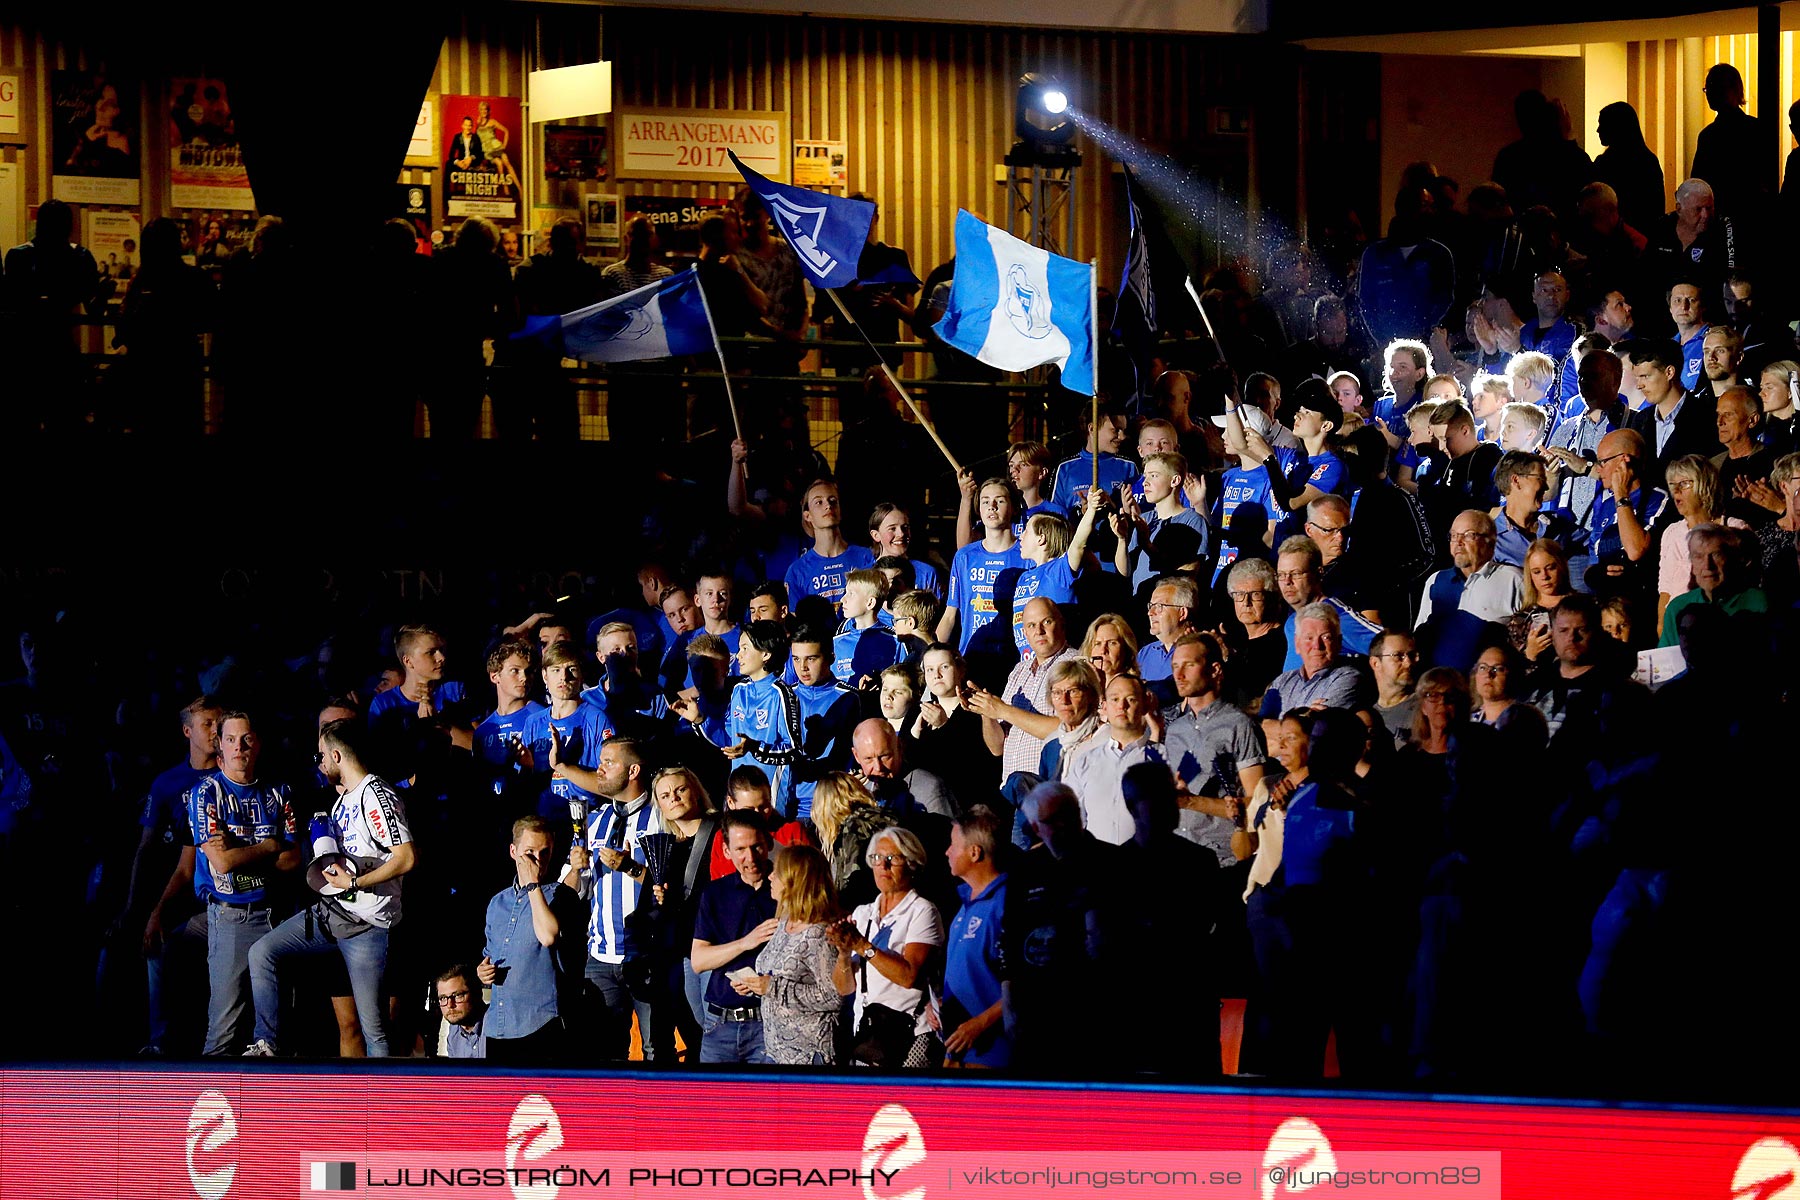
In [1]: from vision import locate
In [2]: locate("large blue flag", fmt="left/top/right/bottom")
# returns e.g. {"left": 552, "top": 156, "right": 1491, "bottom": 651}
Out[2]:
{"left": 512, "top": 267, "right": 715, "bottom": 363}
{"left": 932, "top": 209, "right": 1096, "bottom": 395}
{"left": 729, "top": 150, "right": 874, "bottom": 290}
{"left": 1113, "top": 167, "right": 1160, "bottom": 405}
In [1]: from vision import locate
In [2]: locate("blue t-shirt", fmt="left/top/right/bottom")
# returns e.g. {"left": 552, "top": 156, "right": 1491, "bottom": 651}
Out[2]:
{"left": 785, "top": 545, "right": 878, "bottom": 609}
{"left": 1282, "top": 599, "right": 1382, "bottom": 670}
{"left": 367, "top": 681, "right": 470, "bottom": 786}
{"left": 1009, "top": 555, "right": 1082, "bottom": 655}
{"left": 1211, "top": 447, "right": 1296, "bottom": 585}
{"left": 948, "top": 539, "right": 1025, "bottom": 652}
{"left": 186, "top": 774, "right": 296, "bottom": 904}
{"left": 793, "top": 680, "right": 859, "bottom": 819}
{"left": 907, "top": 558, "right": 942, "bottom": 600}
{"left": 941, "top": 875, "right": 1012, "bottom": 1068}
{"left": 1126, "top": 508, "right": 1210, "bottom": 591}
{"left": 1679, "top": 326, "right": 1708, "bottom": 393}
{"left": 1049, "top": 450, "right": 1139, "bottom": 513}
{"left": 142, "top": 760, "right": 211, "bottom": 850}
{"left": 474, "top": 702, "right": 546, "bottom": 798}
{"left": 1282, "top": 780, "right": 1358, "bottom": 888}
{"left": 1012, "top": 499, "right": 1070, "bottom": 540}
{"left": 1372, "top": 391, "right": 1420, "bottom": 438}
{"left": 521, "top": 704, "right": 612, "bottom": 827}
{"left": 1130, "top": 476, "right": 1192, "bottom": 509}
{"left": 833, "top": 621, "right": 905, "bottom": 685}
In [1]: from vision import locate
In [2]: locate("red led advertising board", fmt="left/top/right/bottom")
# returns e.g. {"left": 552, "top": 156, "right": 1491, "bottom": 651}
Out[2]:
{"left": 2, "top": 1067, "right": 1798, "bottom": 1198}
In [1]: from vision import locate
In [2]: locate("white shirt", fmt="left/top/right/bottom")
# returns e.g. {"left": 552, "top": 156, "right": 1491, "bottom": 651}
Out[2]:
{"left": 1061, "top": 732, "right": 1166, "bottom": 845}
{"left": 1415, "top": 558, "right": 1525, "bottom": 627}
{"left": 330, "top": 775, "right": 412, "bottom": 929}
{"left": 849, "top": 889, "right": 944, "bottom": 1035}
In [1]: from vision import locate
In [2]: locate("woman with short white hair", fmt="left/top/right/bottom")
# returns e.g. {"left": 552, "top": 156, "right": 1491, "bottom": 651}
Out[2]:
{"left": 829, "top": 826, "right": 943, "bottom": 1069}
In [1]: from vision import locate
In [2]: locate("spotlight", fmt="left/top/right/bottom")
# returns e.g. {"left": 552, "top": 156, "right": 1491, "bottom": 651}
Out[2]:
{"left": 1042, "top": 89, "right": 1068, "bottom": 115}
{"left": 1010, "top": 72, "right": 1080, "bottom": 168}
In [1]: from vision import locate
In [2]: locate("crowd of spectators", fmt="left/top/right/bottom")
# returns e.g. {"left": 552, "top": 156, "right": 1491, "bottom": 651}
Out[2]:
{"left": 4, "top": 74, "right": 1800, "bottom": 1093}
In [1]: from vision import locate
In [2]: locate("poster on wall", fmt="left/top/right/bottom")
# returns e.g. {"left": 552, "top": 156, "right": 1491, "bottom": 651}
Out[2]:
{"left": 168, "top": 78, "right": 253, "bottom": 210}
{"left": 182, "top": 210, "right": 257, "bottom": 275}
{"left": 544, "top": 126, "right": 608, "bottom": 181}
{"left": 394, "top": 182, "right": 433, "bottom": 252}
{"left": 531, "top": 205, "right": 581, "bottom": 253}
{"left": 0, "top": 163, "right": 21, "bottom": 250}
{"left": 0, "top": 74, "right": 21, "bottom": 140}
{"left": 623, "top": 194, "right": 727, "bottom": 256}
{"left": 51, "top": 70, "right": 142, "bottom": 205}
{"left": 585, "top": 194, "right": 619, "bottom": 251}
{"left": 792, "top": 140, "right": 846, "bottom": 188}
{"left": 405, "top": 96, "right": 437, "bottom": 166}
{"left": 441, "top": 93, "right": 521, "bottom": 220}
{"left": 86, "top": 209, "right": 141, "bottom": 293}
{"left": 615, "top": 107, "right": 786, "bottom": 182}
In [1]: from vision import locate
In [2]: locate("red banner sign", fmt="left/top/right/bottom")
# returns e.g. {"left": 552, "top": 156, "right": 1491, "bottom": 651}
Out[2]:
{"left": 2, "top": 1067, "right": 1797, "bottom": 1198}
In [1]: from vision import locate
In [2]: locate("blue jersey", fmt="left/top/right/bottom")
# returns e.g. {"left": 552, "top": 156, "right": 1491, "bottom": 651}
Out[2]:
{"left": 585, "top": 796, "right": 664, "bottom": 962}
{"left": 785, "top": 545, "right": 878, "bottom": 609}
{"left": 142, "top": 760, "right": 211, "bottom": 851}
{"left": 793, "top": 680, "right": 859, "bottom": 819}
{"left": 1009, "top": 554, "right": 1081, "bottom": 655}
{"left": 833, "top": 621, "right": 905, "bottom": 685}
{"left": 474, "top": 702, "right": 546, "bottom": 798}
{"left": 1372, "top": 392, "right": 1420, "bottom": 438}
{"left": 727, "top": 674, "right": 805, "bottom": 817}
{"left": 1282, "top": 781, "right": 1358, "bottom": 888}
{"left": 1679, "top": 326, "right": 1708, "bottom": 392}
{"left": 1211, "top": 447, "right": 1296, "bottom": 585}
{"left": 1012, "top": 499, "right": 1070, "bottom": 540}
{"left": 948, "top": 539, "right": 1024, "bottom": 652}
{"left": 907, "top": 558, "right": 943, "bottom": 600}
{"left": 1273, "top": 452, "right": 1348, "bottom": 542}
{"left": 1126, "top": 507, "right": 1210, "bottom": 591}
{"left": 942, "top": 874, "right": 1011, "bottom": 1068}
{"left": 367, "top": 681, "right": 469, "bottom": 787}
{"left": 1591, "top": 484, "right": 1672, "bottom": 565}
{"left": 186, "top": 774, "right": 297, "bottom": 904}
{"left": 1049, "top": 450, "right": 1139, "bottom": 513}
{"left": 521, "top": 704, "right": 612, "bottom": 827}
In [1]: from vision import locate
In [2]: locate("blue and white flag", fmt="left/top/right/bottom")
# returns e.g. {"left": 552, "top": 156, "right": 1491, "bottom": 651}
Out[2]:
{"left": 512, "top": 267, "right": 715, "bottom": 364}
{"left": 933, "top": 209, "right": 1096, "bottom": 395}
{"left": 729, "top": 150, "right": 874, "bottom": 289}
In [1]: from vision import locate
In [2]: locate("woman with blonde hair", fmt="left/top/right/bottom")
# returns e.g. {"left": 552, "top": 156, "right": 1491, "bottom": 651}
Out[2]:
{"left": 648, "top": 766, "right": 720, "bottom": 1051}
{"left": 738, "top": 845, "right": 848, "bottom": 1065}
{"left": 1510, "top": 538, "right": 1574, "bottom": 662}
{"left": 1657, "top": 455, "right": 1723, "bottom": 636}
{"left": 1080, "top": 613, "right": 1139, "bottom": 686}
{"left": 809, "top": 772, "right": 897, "bottom": 908}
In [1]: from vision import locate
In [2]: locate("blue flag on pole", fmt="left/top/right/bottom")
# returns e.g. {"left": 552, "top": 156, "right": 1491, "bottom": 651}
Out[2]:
{"left": 932, "top": 209, "right": 1096, "bottom": 395}
{"left": 512, "top": 267, "right": 715, "bottom": 363}
{"left": 729, "top": 150, "right": 874, "bottom": 290}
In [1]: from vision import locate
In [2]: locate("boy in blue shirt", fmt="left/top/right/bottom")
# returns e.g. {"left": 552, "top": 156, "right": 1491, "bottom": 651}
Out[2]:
{"left": 725, "top": 622, "right": 806, "bottom": 819}
{"left": 788, "top": 629, "right": 859, "bottom": 820}
{"left": 1009, "top": 485, "right": 1106, "bottom": 656}
{"left": 474, "top": 637, "right": 545, "bottom": 803}
{"left": 834, "top": 569, "right": 905, "bottom": 686}
{"left": 1049, "top": 408, "right": 1139, "bottom": 513}
{"left": 785, "top": 479, "right": 877, "bottom": 610}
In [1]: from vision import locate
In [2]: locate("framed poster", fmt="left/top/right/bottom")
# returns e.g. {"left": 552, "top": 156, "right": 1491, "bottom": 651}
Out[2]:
{"left": 0, "top": 74, "right": 21, "bottom": 141}
{"left": 183, "top": 210, "right": 257, "bottom": 274}
{"left": 51, "top": 70, "right": 141, "bottom": 205}
{"left": 169, "top": 77, "right": 253, "bottom": 210}
{"left": 544, "top": 125, "right": 608, "bottom": 181}
{"left": 86, "top": 209, "right": 141, "bottom": 293}
{"left": 614, "top": 107, "right": 786, "bottom": 182}
{"left": 441, "top": 94, "right": 521, "bottom": 220}
{"left": 792, "top": 140, "right": 846, "bottom": 188}
{"left": 585, "top": 194, "right": 619, "bottom": 251}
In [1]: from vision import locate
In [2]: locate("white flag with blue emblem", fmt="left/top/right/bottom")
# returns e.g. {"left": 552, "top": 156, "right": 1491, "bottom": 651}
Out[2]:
{"left": 729, "top": 150, "right": 874, "bottom": 290}
{"left": 512, "top": 266, "right": 715, "bottom": 364}
{"left": 933, "top": 210, "right": 1096, "bottom": 395}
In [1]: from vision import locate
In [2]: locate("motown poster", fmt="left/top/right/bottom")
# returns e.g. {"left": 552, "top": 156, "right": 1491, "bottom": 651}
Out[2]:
{"left": 51, "top": 70, "right": 141, "bottom": 205}
{"left": 442, "top": 93, "right": 521, "bottom": 220}
{"left": 169, "top": 78, "right": 253, "bottom": 210}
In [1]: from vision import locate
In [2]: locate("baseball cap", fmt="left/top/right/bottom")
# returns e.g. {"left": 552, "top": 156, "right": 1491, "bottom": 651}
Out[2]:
{"left": 1289, "top": 378, "right": 1339, "bottom": 424}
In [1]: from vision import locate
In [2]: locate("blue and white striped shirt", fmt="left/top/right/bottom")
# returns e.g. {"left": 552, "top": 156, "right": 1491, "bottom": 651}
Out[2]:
{"left": 585, "top": 794, "right": 664, "bottom": 963}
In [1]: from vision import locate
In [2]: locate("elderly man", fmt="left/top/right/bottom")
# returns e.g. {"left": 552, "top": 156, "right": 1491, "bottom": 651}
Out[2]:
{"left": 1369, "top": 630, "right": 1420, "bottom": 748}
{"left": 1305, "top": 494, "right": 1376, "bottom": 618}
{"left": 1658, "top": 523, "right": 1769, "bottom": 646}
{"left": 1061, "top": 674, "right": 1167, "bottom": 845}
{"left": 1136, "top": 575, "right": 1199, "bottom": 698}
{"left": 1161, "top": 632, "right": 1267, "bottom": 866}
{"left": 851, "top": 718, "right": 956, "bottom": 818}
{"left": 1713, "top": 384, "right": 1777, "bottom": 527}
{"left": 968, "top": 597, "right": 1082, "bottom": 784}
{"left": 1262, "top": 604, "right": 1369, "bottom": 715}
{"left": 1274, "top": 536, "right": 1381, "bottom": 669}
{"left": 1416, "top": 510, "right": 1524, "bottom": 626}
{"left": 1589, "top": 428, "right": 1673, "bottom": 597}
{"left": 1520, "top": 269, "right": 1577, "bottom": 367}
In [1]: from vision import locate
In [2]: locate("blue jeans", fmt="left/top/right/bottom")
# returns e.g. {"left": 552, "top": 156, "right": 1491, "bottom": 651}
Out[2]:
{"left": 204, "top": 903, "right": 274, "bottom": 1055}
{"left": 699, "top": 1009, "right": 768, "bottom": 1063}
{"left": 249, "top": 906, "right": 391, "bottom": 1056}
{"left": 146, "top": 910, "right": 207, "bottom": 1052}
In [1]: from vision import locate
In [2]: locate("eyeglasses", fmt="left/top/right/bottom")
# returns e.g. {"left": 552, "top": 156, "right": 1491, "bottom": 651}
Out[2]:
{"left": 1473, "top": 663, "right": 1508, "bottom": 676}
{"left": 1597, "top": 451, "right": 1628, "bottom": 467}
{"left": 1228, "top": 590, "right": 1265, "bottom": 602}
{"left": 866, "top": 853, "right": 906, "bottom": 869}
{"left": 1146, "top": 602, "right": 1186, "bottom": 613}
{"left": 1275, "top": 570, "right": 1313, "bottom": 584}
{"left": 1448, "top": 531, "right": 1494, "bottom": 543}
{"left": 435, "top": 990, "right": 471, "bottom": 1007}
{"left": 1417, "top": 691, "right": 1452, "bottom": 703}
{"left": 1372, "top": 651, "right": 1420, "bottom": 661}
{"left": 1669, "top": 479, "right": 1694, "bottom": 493}
{"left": 1305, "top": 521, "right": 1347, "bottom": 536}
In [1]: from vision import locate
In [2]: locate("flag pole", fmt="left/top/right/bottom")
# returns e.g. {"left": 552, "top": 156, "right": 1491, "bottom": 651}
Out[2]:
{"left": 825, "top": 287, "right": 963, "bottom": 475}
{"left": 690, "top": 265, "right": 747, "bottom": 481}
{"left": 1091, "top": 257, "right": 1100, "bottom": 497}
{"left": 1183, "top": 275, "right": 1230, "bottom": 370}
